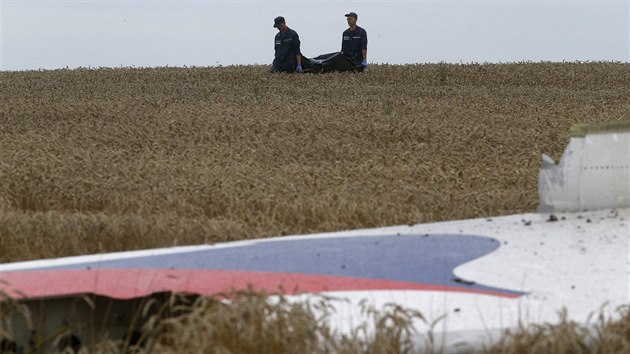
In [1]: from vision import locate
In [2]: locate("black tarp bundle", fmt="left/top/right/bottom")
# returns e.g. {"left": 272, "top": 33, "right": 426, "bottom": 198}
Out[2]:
{"left": 301, "top": 52, "right": 365, "bottom": 73}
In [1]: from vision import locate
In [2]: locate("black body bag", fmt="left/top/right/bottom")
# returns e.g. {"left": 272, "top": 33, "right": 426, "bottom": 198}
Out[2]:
{"left": 301, "top": 52, "right": 364, "bottom": 73}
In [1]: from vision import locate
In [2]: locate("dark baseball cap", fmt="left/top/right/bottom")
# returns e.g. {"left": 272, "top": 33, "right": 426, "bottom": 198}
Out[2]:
{"left": 273, "top": 16, "right": 285, "bottom": 28}
{"left": 344, "top": 12, "right": 358, "bottom": 19}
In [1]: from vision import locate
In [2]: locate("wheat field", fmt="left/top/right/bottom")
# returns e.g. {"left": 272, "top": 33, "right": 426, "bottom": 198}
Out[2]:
{"left": 1, "top": 63, "right": 629, "bottom": 353}
{"left": 2, "top": 62, "right": 628, "bottom": 263}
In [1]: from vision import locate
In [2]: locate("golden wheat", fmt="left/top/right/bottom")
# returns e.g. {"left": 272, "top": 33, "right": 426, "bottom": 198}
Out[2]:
{"left": 2, "top": 63, "right": 628, "bottom": 262}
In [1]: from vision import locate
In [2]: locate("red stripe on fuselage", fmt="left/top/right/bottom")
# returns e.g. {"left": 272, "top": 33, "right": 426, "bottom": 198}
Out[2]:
{"left": 0, "top": 269, "right": 521, "bottom": 300}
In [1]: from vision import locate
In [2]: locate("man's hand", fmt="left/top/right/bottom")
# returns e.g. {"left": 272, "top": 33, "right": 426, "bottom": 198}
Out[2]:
{"left": 296, "top": 64, "right": 303, "bottom": 73}
{"left": 361, "top": 60, "right": 368, "bottom": 68}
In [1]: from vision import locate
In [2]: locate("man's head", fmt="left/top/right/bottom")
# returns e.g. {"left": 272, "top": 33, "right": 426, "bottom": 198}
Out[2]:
{"left": 345, "top": 12, "right": 358, "bottom": 27}
{"left": 273, "top": 16, "right": 287, "bottom": 31}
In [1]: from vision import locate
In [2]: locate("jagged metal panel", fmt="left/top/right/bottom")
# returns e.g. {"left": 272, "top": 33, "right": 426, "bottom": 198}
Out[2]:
{"left": 539, "top": 121, "right": 629, "bottom": 212}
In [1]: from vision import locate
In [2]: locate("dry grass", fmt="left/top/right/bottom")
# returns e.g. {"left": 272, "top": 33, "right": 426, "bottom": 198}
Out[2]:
{"left": 140, "top": 291, "right": 452, "bottom": 354}
{"left": 3, "top": 291, "right": 628, "bottom": 354}
{"left": 126, "top": 298, "right": 630, "bottom": 354}
{"left": 1, "top": 62, "right": 629, "bottom": 353}
{"left": 484, "top": 306, "right": 630, "bottom": 354}
{"left": 1, "top": 63, "right": 629, "bottom": 262}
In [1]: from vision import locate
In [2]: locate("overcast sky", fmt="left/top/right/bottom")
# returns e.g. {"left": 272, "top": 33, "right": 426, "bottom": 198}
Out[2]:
{"left": 1, "top": 0, "right": 628, "bottom": 71}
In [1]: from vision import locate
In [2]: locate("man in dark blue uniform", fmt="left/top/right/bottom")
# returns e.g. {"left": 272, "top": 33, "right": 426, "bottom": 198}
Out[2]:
{"left": 272, "top": 16, "right": 303, "bottom": 73}
{"left": 341, "top": 12, "right": 368, "bottom": 72}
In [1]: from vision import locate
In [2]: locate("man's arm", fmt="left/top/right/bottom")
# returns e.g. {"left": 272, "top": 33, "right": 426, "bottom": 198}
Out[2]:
{"left": 293, "top": 32, "right": 303, "bottom": 71}
{"left": 361, "top": 29, "right": 368, "bottom": 65}
{"left": 293, "top": 31, "right": 302, "bottom": 62}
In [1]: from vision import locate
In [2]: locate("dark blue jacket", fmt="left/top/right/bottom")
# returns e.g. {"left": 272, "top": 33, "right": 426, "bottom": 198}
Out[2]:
{"left": 274, "top": 28, "right": 301, "bottom": 66}
{"left": 341, "top": 26, "right": 367, "bottom": 63}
